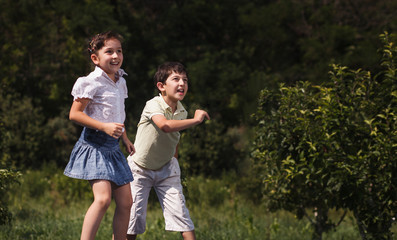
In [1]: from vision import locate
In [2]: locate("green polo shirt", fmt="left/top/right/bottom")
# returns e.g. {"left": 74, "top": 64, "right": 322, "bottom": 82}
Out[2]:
{"left": 128, "top": 95, "right": 187, "bottom": 170}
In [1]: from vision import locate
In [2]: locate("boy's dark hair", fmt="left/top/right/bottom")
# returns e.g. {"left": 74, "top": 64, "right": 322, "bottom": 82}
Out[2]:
{"left": 154, "top": 62, "right": 188, "bottom": 87}
{"left": 88, "top": 31, "right": 123, "bottom": 55}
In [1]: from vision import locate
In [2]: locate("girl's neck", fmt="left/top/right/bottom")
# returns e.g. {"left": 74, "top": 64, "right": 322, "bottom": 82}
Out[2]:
{"left": 98, "top": 66, "right": 117, "bottom": 82}
{"left": 107, "top": 72, "right": 117, "bottom": 82}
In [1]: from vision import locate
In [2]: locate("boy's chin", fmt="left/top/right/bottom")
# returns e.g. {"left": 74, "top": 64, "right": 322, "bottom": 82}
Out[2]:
{"left": 177, "top": 95, "right": 185, "bottom": 100}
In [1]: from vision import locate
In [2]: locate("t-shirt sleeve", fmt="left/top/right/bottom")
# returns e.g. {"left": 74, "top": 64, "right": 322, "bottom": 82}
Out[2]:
{"left": 143, "top": 99, "right": 164, "bottom": 120}
{"left": 71, "top": 77, "right": 98, "bottom": 101}
{"left": 181, "top": 110, "right": 188, "bottom": 120}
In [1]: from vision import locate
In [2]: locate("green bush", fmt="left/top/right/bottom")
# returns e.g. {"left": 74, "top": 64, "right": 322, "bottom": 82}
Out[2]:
{"left": 179, "top": 118, "right": 244, "bottom": 176}
{"left": 9, "top": 166, "right": 92, "bottom": 208}
{"left": 186, "top": 175, "right": 231, "bottom": 207}
{"left": 0, "top": 94, "right": 48, "bottom": 169}
{"left": 51, "top": 171, "right": 92, "bottom": 205}
{"left": 251, "top": 32, "right": 397, "bottom": 240}
{"left": 0, "top": 110, "right": 21, "bottom": 225}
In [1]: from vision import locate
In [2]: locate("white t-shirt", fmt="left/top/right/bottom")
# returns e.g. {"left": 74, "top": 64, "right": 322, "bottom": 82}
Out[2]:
{"left": 71, "top": 66, "right": 128, "bottom": 123}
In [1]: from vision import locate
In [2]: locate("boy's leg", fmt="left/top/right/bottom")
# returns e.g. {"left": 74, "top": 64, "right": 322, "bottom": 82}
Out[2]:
{"left": 112, "top": 182, "right": 133, "bottom": 240}
{"left": 154, "top": 158, "right": 195, "bottom": 234}
{"left": 127, "top": 161, "right": 154, "bottom": 238}
{"left": 81, "top": 180, "right": 112, "bottom": 240}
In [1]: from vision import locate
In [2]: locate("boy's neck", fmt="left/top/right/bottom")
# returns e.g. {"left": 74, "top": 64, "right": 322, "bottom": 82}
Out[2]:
{"left": 161, "top": 95, "right": 177, "bottom": 113}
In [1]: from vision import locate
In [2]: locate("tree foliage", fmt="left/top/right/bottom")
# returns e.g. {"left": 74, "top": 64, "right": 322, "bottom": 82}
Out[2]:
{"left": 251, "top": 32, "right": 396, "bottom": 239}
{"left": 1, "top": 0, "right": 397, "bottom": 232}
{"left": 0, "top": 102, "right": 21, "bottom": 225}
{"left": 0, "top": 0, "right": 396, "bottom": 174}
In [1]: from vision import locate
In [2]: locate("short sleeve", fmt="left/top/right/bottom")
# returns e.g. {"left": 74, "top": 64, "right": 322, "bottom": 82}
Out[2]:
{"left": 179, "top": 110, "right": 188, "bottom": 120}
{"left": 71, "top": 77, "right": 98, "bottom": 100}
{"left": 176, "top": 101, "right": 188, "bottom": 120}
{"left": 144, "top": 98, "right": 164, "bottom": 120}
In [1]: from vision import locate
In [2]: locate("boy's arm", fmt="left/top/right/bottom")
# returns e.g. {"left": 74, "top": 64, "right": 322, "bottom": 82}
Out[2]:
{"left": 151, "top": 109, "right": 210, "bottom": 133}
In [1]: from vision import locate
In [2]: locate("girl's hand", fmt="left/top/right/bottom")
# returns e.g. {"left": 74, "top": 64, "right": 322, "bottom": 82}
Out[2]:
{"left": 103, "top": 122, "right": 125, "bottom": 139}
{"left": 120, "top": 130, "right": 135, "bottom": 155}
{"left": 123, "top": 139, "right": 136, "bottom": 156}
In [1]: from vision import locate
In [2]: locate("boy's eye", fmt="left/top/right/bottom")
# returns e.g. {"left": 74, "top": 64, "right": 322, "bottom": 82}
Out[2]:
{"left": 171, "top": 77, "right": 188, "bottom": 82}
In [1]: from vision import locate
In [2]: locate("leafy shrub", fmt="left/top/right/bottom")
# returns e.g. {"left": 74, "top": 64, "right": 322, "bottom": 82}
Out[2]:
{"left": 0, "top": 109, "right": 21, "bottom": 225}
{"left": 0, "top": 94, "right": 48, "bottom": 169}
{"left": 179, "top": 118, "right": 244, "bottom": 176}
{"left": 8, "top": 166, "right": 92, "bottom": 209}
{"left": 51, "top": 171, "right": 92, "bottom": 205}
{"left": 185, "top": 175, "right": 231, "bottom": 207}
{"left": 252, "top": 32, "right": 397, "bottom": 240}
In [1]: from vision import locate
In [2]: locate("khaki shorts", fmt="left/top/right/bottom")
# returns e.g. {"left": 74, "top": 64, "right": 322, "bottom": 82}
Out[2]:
{"left": 127, "top": 157, "right": 194, "bottom": 235}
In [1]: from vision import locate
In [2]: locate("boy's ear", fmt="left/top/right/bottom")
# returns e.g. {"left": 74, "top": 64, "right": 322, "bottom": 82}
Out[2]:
{"left": 91, "top": 54, "right": 99, "bottom": 65}
{"left": 156, "top": 82, "right": 165, "bottom": 92}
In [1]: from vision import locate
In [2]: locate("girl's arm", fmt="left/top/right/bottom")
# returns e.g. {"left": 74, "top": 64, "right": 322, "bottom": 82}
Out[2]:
{"left": 69, "top": 98, "right": 125, "bottom": 139}
{"left": 174, "top": 144, "right": 179, "bottom": 158}
{"left": 151, "top": 109, "right": 210, "bottom": 133}
{"left": 121, "top": 131, "right": 135, "bottom": 155}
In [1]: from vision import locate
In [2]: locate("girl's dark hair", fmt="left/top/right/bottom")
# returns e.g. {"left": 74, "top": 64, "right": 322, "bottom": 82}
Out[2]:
{"left": 153, "top": 62, "right": 188, "bottom": 87}
{"left": 88, "top": 31, "right": 123, "bottom": 55}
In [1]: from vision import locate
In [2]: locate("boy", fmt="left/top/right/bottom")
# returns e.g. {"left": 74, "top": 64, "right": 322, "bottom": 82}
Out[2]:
{"left": 126, "top": 62, "right": 209, "bottom": 240}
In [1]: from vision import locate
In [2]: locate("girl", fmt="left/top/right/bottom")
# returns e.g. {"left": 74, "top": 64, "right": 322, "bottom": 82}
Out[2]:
{"left": 64, "top": 31, "right": 134, "bottom": 240}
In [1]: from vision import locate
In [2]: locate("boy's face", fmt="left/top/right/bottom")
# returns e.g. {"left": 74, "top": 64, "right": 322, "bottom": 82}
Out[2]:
{"left": 157, "top": 71, "right": 188, "bottom": 104}
{"left": 91, "top": 38, "right": 123, "bottom": 81}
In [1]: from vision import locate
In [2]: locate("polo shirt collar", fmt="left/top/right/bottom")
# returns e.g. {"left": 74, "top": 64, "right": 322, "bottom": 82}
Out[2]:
{"left": 158, "top": 94, "right": 186, "bottom": 114}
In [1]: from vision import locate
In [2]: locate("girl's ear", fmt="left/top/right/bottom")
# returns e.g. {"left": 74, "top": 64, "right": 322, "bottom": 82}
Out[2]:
{"left": 91, "top": 54, "right": 99, "bottom": 65}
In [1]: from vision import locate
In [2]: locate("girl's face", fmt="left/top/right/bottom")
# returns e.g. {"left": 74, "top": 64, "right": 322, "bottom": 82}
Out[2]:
{"left": 91, "top": 38, "right": 123, "bottom": 82}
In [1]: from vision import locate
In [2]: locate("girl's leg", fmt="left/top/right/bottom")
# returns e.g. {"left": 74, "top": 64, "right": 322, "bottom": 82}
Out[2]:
{"left": 112, "top": 183, "right": 133, "bottom": 240}
{"left": 126, "top": 234, "right": 137, "bottom": 240}
{"left": 181, "top": 230, "right": 196, "bottom": 240}
{"left": 81, "top": 180, "right": 112, "bottom": 240}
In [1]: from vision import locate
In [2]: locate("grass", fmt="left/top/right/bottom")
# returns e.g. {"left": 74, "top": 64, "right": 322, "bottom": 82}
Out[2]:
{"left": 0, "top": 168, "right": 391, "bottom": 239}
{"left": 0, "top": 198, "right": 361, "bottom": 240}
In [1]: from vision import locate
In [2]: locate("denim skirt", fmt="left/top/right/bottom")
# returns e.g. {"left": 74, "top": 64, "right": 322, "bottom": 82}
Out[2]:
{"left": 64, "top": 127, "right": 133, "bottom": 186}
